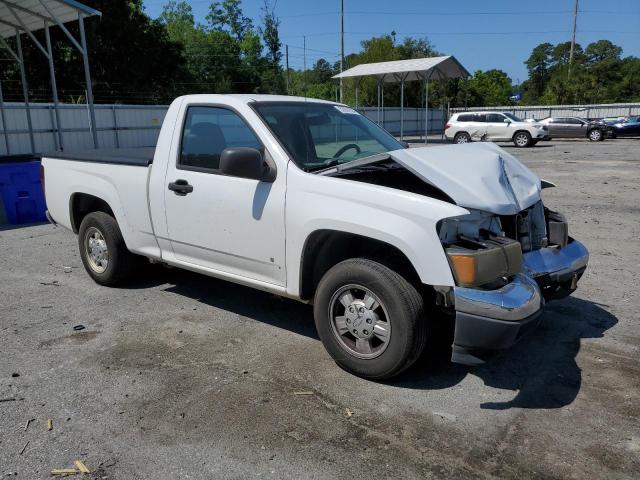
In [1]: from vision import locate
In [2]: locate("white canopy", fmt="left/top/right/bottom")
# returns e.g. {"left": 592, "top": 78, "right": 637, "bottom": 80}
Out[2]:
{"left": 333, "top": 55, "right": 469, "bottom": 83}
{"left": 0, "top": 0, "right": 100, "bottom": 39}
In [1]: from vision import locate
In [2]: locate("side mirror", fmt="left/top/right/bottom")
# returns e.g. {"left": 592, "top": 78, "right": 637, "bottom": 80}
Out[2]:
{"left": 219, "top": 147, "right": 276, "bottom": 182}
{"left": 503, "top": 118, "right": 511, "bottom": 123}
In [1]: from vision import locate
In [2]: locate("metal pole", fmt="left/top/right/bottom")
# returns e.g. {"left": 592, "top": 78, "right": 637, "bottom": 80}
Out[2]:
{"left": 340, "top": 0, "right": 344, "bottom": 103}
{"left": 400, "top": 77, "right": 405, "bottom": 141}
{"left": 568, "top": 0, "right": 579, "bottom": 79}
{"left": 381, "top": 77, "right": 385, "bottom": 129}
{"left": 44, "top": 22, "right": 64, "bottom": 150}
{"left": 285, "top": 44, "right": 289, "bottom": 94}
{"left": 355, "top": 81, "right": 358, "bottom": 110}
{"left": 15, "top": 29, "right": 35, "bottom": 154}
{"left": 425, "top": 79, "right": 429, "bottom": 144}
{"left": 47, "top": 106, "right": 58, "bottom": 150}
{"left": 0, "top": 80, "right": 10, "bottom": 155}
{"left": 377, "top": 78, "right": 381, "bottom": 123}
{"left": 112, "top": 105, "right": 120, "bottom": 148}
{"left": 78, "top": 13, "right": 99, "bottom": 148}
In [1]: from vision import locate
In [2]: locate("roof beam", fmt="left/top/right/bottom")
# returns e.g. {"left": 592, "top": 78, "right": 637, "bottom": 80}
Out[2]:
{"left": 38, "top": 0, "right": 83, "bottom": 52}
{"left": 54, "top": 0, "right": 101, "bottom": 17}
{"left": 4, "top": 3, "right": 49, "bottom": 57}
{"left": 0, "top": 0, "right": 51, "bottom": 22}
{"left": 0, "top": 32, "right": 20, "bottom": 63}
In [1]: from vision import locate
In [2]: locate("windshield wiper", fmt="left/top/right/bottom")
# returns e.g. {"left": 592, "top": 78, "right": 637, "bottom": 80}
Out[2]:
{"left": 314, "top": 153, "right": 391, "bottom": 175}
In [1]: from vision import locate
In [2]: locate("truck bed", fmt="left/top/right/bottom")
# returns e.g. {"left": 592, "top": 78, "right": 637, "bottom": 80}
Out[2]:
{"left": 45, "top": 147, "right": 155, "bottom": 167}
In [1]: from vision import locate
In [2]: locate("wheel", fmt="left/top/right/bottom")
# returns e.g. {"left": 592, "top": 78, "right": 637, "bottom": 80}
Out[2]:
{"left": 513, "top": 131, "right": 532, "bottom": 148}
{"left": 588, "top": 129, "right": 603, "bottom": 142}
{"left": 313, "top": 258, "right": 427, "bottom": 380}
{"left": 78, "top": 211, "right": 137, "bottom": 286}
{"left": 453, "top": 132, "right": 471, "bottom": 144}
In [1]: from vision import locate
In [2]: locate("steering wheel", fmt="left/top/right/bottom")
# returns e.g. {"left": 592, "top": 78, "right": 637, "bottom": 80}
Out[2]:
{"left": 333, "top": 143, "right": 361, "bottom": 158}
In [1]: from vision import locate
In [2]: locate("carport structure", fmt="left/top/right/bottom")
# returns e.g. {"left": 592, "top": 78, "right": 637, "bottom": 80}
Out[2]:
{"left": 333, "top": 56, "right": 469, "bottom": 142}
{"left": 0, "top": 0, "right": 101, "bottom": 154}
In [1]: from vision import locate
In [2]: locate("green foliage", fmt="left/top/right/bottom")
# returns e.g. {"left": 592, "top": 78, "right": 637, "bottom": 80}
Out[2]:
{"left": 521, "top": 39, "right": 639, "bottom": 105}
{"left": 0, "top": 1, "right": 637, "bottom": 107}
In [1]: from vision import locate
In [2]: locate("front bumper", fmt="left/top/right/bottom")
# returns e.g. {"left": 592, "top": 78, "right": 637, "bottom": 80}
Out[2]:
{"left": 450, "top": 239, "right": 588, "bottom": 365}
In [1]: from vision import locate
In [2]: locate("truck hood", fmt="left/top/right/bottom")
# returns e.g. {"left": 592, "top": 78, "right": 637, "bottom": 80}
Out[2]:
{"left": 388, "top": 143, "right": 541, "bottom": 215}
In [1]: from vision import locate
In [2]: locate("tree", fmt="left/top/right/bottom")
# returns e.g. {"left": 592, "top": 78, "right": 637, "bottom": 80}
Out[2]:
{"left": 523, "top": 42, "right": 553, "bottom": 102}
{"left": 465, "top": 69, "right": 513, "bottom": 106}
{"left": 585, "top": 40, "right": 622, "bottom": 63}
{"left": 207, "top": 0, "right": 253, "bottom": 41}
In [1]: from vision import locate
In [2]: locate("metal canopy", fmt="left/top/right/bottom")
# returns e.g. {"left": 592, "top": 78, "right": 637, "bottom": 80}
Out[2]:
{"left": 332, "top": 56, "right": 469, "bottom": 143}
{"left": 0, "top": 0, "right": 100, "bottom": 39}
{"left": 0, "top": 0, "right": 101, "bottom": 154}
{"left": 332, "top": 56, "right": 469, "bottom": 83}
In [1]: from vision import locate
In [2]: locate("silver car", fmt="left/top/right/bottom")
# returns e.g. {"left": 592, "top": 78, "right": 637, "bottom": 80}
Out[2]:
{"left": 538, "top": 117, "right": 609, "bottom": 141}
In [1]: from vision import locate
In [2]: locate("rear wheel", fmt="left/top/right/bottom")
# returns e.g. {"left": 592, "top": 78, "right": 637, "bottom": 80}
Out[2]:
{"left": 313, "top": 258, "right": 427, "bottom": 380}
{"left": 588, "top": 129, "right": 603, "bottom": 142}
{"left": 513, "top": 131, "right": 532, "bottom": 148}
{"left": 78, "top": 211, "right": 138, "bottom": 286}
{"left": 453, "top": 132, "right": 471, "bottom": 144}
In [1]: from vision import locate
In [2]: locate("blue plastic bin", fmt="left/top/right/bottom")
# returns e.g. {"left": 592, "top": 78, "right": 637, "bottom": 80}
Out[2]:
{"left": 0, "top": 160, "right": 47, "bottom": 225}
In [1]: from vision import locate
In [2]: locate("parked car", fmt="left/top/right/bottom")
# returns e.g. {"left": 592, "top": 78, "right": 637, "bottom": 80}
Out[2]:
{"left": 445, "top": 111, "right": 548, "bottom": 147}
{"left": 538, "top": 116, "right": 611, "bottom": 141}
{"left": 41, "top": 95, "right": 588, "bottom": 379}
{"left": 608, "top": 117, "right": 640, "bottom": 138}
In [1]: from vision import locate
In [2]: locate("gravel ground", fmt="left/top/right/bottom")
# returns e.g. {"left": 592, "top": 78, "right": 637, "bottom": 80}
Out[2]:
{"left": 1, "top": 138, "right": 639, "bottom": 479}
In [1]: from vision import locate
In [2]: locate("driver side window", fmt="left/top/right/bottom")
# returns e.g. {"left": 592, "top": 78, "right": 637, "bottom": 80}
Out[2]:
{"left": 179, "top": 106, "right": 262, "bottom": 172}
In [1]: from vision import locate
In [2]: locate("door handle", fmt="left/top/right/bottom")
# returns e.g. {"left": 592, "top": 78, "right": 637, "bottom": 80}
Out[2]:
{"left": 168, "top": 179, "right": 193, "bottom": 196}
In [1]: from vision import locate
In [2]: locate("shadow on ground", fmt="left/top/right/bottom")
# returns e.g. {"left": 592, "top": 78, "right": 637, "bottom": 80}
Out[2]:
{"left": 123, "top": 265, "right": 617, "bottom": 411}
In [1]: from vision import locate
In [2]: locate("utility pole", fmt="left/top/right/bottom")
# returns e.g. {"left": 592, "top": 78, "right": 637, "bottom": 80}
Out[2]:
{"left": 568, "top": 0, "right": 579, "bottom": 79}
{"left": 285, "top": 44, "right": 289, "bottom": 94}
{"left": 303, "top": 36, "right": 307, "bottom": 97}
{"left": 340, "top": 0, "right": 344, "bottom": 103}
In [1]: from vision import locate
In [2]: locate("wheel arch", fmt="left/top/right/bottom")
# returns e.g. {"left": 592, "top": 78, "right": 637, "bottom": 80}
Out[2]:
{"left": 69, "top": 193, "right": 116, "bottom": 234}
{"left": 298, "top": 229, "right": 425, "bottom": 302}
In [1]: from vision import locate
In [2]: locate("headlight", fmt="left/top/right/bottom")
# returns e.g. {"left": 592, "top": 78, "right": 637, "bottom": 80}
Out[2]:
{"left": 446, "top": 237, "right": 523, "bottom": 287}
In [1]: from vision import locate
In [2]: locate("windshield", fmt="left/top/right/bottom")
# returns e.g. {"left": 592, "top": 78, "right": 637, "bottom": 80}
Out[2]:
{"left": 503, "top": 112, "right": 524, "bottom": 122}
{"left": 251, "top": 102, "right": 403, "bottom": 171}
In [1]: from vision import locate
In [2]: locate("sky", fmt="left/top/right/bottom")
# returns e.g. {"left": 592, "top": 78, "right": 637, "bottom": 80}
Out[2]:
{"left": 141, "top": 0, "right": 640, "bottom": 82}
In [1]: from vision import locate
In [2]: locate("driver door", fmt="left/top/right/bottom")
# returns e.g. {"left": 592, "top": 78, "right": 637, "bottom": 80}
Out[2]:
{"left": 163, "top": 105, "right": 287, "bottom": 285}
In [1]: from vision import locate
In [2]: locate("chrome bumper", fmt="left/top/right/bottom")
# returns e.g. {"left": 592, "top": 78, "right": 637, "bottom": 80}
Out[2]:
{"left": 523, "top": 238, "right": 589, "bottom": 283}
{"left": 454, "top": 274, "right": 542, "bottom": 322}
{"left": 450, "top": 239, "right": 589, "bottom": 365}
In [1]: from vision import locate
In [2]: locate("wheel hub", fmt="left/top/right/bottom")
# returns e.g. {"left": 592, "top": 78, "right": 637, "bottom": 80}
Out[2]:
{"left": 344, "top": 300, "right": 376, "bottom": 339}
{"left": 85, "top": 227, "right": 108, "bottom": 273}
{"left": 328, "top": 284, "right": 391, "bottom": 359}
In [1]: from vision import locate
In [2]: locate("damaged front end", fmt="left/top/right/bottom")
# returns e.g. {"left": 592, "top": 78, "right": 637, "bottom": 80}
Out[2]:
{"left": 437, "top": 201, "right": 589, "bottom": 366}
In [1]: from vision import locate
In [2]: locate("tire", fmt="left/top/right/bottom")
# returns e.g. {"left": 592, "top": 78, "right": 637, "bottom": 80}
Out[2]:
{"left": 588, "top": 129, "right": 603, "bottom": 142}
{"left": 453, "top": 132, "right": 471, "bottom": 144}
{"left": 313, "top": 258, "right": 427, "bottom": 380}
{"left": 78, "top": 211, "right": 137, "bottom": 286}
{"left": 513, "top": 131, "right": 532, "bottom": 148}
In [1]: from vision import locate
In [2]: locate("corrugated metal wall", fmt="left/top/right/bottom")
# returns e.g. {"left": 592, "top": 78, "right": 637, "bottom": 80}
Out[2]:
{"left": 0, "top": 102, "right": 446, "bottom": 156}
{"left": 0, "top": 103, "right": 167, "bottom": 156}
{"left": 450, "top": 103, "right": 640, "bottom": 121}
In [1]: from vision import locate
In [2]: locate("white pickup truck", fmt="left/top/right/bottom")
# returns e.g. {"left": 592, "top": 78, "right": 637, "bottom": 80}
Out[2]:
{"left": 42, "top": 94, "right": 589, "bottom": 379}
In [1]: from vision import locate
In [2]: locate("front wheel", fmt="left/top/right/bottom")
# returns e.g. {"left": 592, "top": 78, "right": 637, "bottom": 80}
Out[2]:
{"left": 513, "top": 131, "right": 532, "bottom": 147}
{"left": 313, "top": 258, "right": 427, "bottom": 380}
{"left": 588, "top": 129, "right": 603, "bottom": 142}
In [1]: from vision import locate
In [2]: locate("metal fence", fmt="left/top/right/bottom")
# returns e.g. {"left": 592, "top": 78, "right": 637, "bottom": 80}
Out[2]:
{"left": 450, "top": 103, "right": 640, "bottom": 121}
{"left": 0, "top": 102, "right": 447, "bottom": 156}
{"left": 0, "top": 102, "right": 167, "bottom": 156}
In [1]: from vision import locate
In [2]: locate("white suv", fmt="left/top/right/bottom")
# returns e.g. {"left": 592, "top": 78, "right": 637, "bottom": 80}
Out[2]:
{"left": 445, "top": 111, "right": 548, "bottom": 147}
